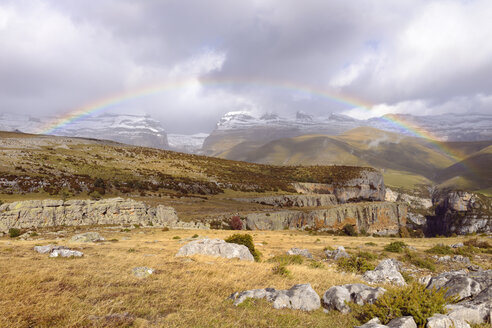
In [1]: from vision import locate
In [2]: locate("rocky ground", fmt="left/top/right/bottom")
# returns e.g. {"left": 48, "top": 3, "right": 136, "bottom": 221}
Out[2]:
{"left": 0, "top": 227, "right": 490, "bottom": 327}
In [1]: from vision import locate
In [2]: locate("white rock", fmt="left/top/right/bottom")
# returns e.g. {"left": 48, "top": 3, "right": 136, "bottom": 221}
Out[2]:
{"left": 176, "top": 238, "right": 254, "bottom": 261}
{"left": 49, "top": 249, "right": 83, "bottom": 257}
{"left": 363, "top": 259, "right": 406, "bottom": 286}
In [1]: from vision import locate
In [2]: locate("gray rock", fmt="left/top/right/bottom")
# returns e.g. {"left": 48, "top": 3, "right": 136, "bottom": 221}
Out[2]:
{"left": 442, "top": 276, "right": 482, "bottom": 300}
{"left": 387, "top": 316, "right": 417, "bottom": 328}
{"left": 446, "top": 304, "right": 485, "bottom": 325}
{"left": 363, "top": 259, "right": 406, "bottom": 286}
{"left": 426, "top": 314, "right": 470, "bottom": 328}
{"left": 0, "top": 198, "right": 180, "bottom": 233}
{"left": 230, "top": 283, "right": 320, "bottom": 311}
{"left": 322, "top": 283, "right": 386, "bottom": 313}
{"left": 34, "top": 244, "right": 68, "bottom": 254}
{"left": 132, "top": 267, "right": 154, "bottom": 278}
{"left": 287, "top": 248, "right": 313, "bottom": 259}
{"left": 70, "top": 232, "right": 104, "bottom": 243}
{"left": 435, "top": 255, "right": 470, "bottom": 265}
{"left": 450, "top": 243, "right": 464, "bottom": 248}
{"left": 356, "top": 318, "right": 388, "bottom": 328}
{"left": 235, "top": 194, "right": 338, "bottom": 207}
{"left": 325, "top": 246, "right": 350, "bottom": 260}
{"left": 49, "top": 249, "right": 83, "bottom": 257}
{"left": 176, "top": 238, "right": 254, "bottom": 261}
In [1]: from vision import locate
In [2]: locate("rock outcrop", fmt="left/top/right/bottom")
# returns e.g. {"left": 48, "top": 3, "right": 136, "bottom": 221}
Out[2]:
{"left": 176, "top": 238, "right": 254, "bottom": 261}
{"left": 245, "top": 202, "right": 407, "bottom": 235}
{"left": 427, "top": 191, "right": 491, "bottom": 235}
{"left": 322, "top": 284, "right": 386, "bottom": 313}
{"left": 425, "top": 270, "right": 491, "bottom": 324}
{"left": 70, "top": 232, "right": 104, "bottom": 243}
{"left": 363, "top": 259, "right": 406, "bottom": 286}
{"left": 235, "top": 194, "right": 338, "bottom": 208}
{"left": 325, "top": 246, "right": 350, "bottom": 260}
{"left": 229, "top": 284, "right": 321, "bottom": 311}
{"left": 286, "top": 248, "right": 313, "bottom": 259}
{"left": 0, "top": 198, "right": 187, "bottom": 232}
{"left": 293, "top": 169, "right": 385, "bottom": 203}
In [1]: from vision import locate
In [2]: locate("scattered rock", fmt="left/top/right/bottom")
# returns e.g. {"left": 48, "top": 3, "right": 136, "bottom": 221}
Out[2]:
{"left": 356, "top": 318, "right": 387, "bottom": 328}
{"left": 363, "top": 259, "right": 406, "bottom": 286}
{"left": 286, "top": 248, "right": 312, "bottom": 259}
{"left": 434, "top": 255, "right": 470, "bottom": 265}
{"left": 176, "top": 238, "right": 254, "bottom": 261}
{"left": 426, "top": 314, "right": 470, "bottom": 328}
{"left": 34, "top": 244, "right": 68, "bottom": 254}
{"left": 450, "top": 243, "right": 464, "bottom": 248}
{"left": 70, "top": 232, "right": 104, "bottom": 243}
{"left": 49, "top": 249, "right": 83, "bottom": 258}
{"left": 387, "top": 316, "right": 417, "bottom": 328}
{"left": 229, "top": 283, "right": 320, "bottom": 311}
{"left": 325, "top": 246, "right": 350, "bottom": 260}
{"left": 322, "top": 283, "right": 386, "bottom": 313}
{"left": 132, "top": 267, "right": 154, "bottom": 278}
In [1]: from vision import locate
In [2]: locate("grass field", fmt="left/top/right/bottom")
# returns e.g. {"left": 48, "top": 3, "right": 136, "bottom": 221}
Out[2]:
{"left": 1, "top": 228, "right": 490, "bottom": 328}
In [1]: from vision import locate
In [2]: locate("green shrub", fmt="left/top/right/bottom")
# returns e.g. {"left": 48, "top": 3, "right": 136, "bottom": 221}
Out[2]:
{"left": 365, "top": 242, "right": 377, "bottom": 246}
{"left": 172, "top": 236, "right": 181, "bottom": 240}
{"left": 267, "top": 254, "right": 304, "bottom": 266}
{"left": 401, "top": 271, "right": 415, "bottom": 284}
{"left": 384, "top": 241, "right": 408, "bottom": 253}
{"left": 127, "top": 248, "right": 136, "bottom": 253}
{"left": 356, "top": 251, "right": 378, "bottom": 261}
{"left": 89, "top": 190, "right": 102, "bottom": 201}
{"left": 337, "top": 255, "right": 375, "bottom": 274}
{"left": 161, "top": 227, "right": 169, "bottom": 232}
{"left": 425, "top": 244, "right": 453, "bottom": 255}
{"left": 342, "top": 224, "right": 357, "bottom": 236}
{"left": 350, "top": 283, "right": 454, "bottom": 327}
{"left": 308, "top": 261, "right": 325, "bottom": 269}
{"left": 402, "top": 251, "right": 436, "bottom": 272}
{"left": 464, "top": 238, "right": 491, "bottom": 249}
{"left": 8, "top": 228, "right": 21, "bottom": 238}
{"left": 272, "top": 264, "right": 291, "bottom": 277}
{"left": 192, "top": 234, "right": 199, "bottom": 238}
{"left": 225, "top": 234, "right": 261, "bottom": 262}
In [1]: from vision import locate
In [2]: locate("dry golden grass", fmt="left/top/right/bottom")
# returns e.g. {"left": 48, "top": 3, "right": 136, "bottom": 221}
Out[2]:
{"left": 0, "top": 229, "right": 489, "bottom": 327}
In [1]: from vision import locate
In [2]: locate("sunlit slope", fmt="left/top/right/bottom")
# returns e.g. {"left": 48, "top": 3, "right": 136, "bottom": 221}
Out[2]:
{"left": 437, "top": 145, "right": 492, "bottom": 191}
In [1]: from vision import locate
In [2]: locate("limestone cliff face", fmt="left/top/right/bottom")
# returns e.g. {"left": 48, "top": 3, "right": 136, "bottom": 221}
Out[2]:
{"left": 428, "top": 191, "right": 491, "bottom": 235}
{"left": 292, "top": 170, "right": 385, "bottom": 203}
{"left": 234, "top": 194, "right": 338, "bottom": 208}
{"left": 0, "top": 198, "right": 181, "bottom": 232}
{"left": 244, "top": 202, "right": 407, "bottom": 235}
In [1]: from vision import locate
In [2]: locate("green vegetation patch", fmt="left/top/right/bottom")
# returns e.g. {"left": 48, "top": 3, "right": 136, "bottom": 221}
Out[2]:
{"left": 336, "top": 255, "right": 375, "bottom": 274}
{"left": 267, "top": 254, "right": 304, "bottom": 266}
{"left": 225, "top": 234, "right": 261, "bottom": 262}
{"left": 384, "top": 241, "right": 408, "bottom": 253}
{"left": 351, "top": 283, "right": 455, "bottom": 327}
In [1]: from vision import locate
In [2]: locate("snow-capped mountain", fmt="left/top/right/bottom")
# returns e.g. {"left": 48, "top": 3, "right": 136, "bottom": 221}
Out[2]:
{"left": 0, "top": 113, "right": 169, "bottom": 149}
{"left": 202, "top": 110, "right": 492, "bottom": 156}
{"left": 167, "top": 133, "right": 209, "bottom": 153}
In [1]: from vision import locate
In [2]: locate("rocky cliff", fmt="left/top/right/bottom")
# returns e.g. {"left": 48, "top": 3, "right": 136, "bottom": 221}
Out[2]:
{"left": 293, "top": 169, "right": 385, "bottom": 203}
{"left": 427, "top": 190, "right": 492, "bottom": 235}
{"left": 244, "top": 202, "right": 407, "bottom": 236}
{"left": 0, "top": 198, "right": 205, "bottom": 232}
{"left": 234, "top": 194, "right": 338, "bottom": 208}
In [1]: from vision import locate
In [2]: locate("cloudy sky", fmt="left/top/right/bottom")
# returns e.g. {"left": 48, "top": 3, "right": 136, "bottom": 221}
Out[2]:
{"left": 1, "top": 0, "right": 491, "bottom": 133}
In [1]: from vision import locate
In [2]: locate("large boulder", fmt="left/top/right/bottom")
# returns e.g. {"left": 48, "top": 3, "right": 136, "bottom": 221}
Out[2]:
{"left": 426, "top": 314, "right": 470, "bottom": 328}
{"left": 176, "top": 238, "right": 254, "bottom": 261}
{"left": 49, "top": 249, "right": 83, "bottom": 258}
{"left": 357, "top": 317, "right": 418, "bottom": 328}
{"left": 363, "top": 259, "right": 406, "bottom": 286}
{"left": 229, "top": 284, "right": 320, "bottom": 311}
{"left": 287, "top": 248, "right": 313, "bottom": 259}
{"left": 322, "top": 284, "right": 386, "bottom": 313}
{"left": 325, "top": 246, "right": 350, "bottom": 260}
{"left": 34, "top": 245, "right": 68, "bottom": 254}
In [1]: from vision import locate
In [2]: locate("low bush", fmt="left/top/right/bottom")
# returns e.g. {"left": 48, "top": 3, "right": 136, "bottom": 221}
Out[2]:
{"left": 267, "top": 254, "right": 304, "bottom": 266}
{"left": 229, "top": 216, "right": 243, "bottom": 230}
{"left": 425, "top": 244, "right": 453, "bottom": 255}
{"left": 365, "top": 242, "right": 377, "bottom": 246}
{"left": 355, "top": 251, "right": 378, "bottom": 261}
{"left": 398, "top": 226, "right": 411, "bottom": 238}
{"left": 272, "top": 264, "right": 291, "bottom": 277}
{"left": 350, "top": 283, "right": 454, "bottom": 327}
{"left": 342, "top": 224, "right": 357, "bottom": 236}
{"left": 337, "top": 255, "right": 375, "bottom": 274}
{"left": 172, "top": 236, "right": 181, "bottom": 240}
{"left": 308, "top": 261, "right": 325, "bottom": 269}
{"left": 384, "top": 241, "right": 407, "bottom": 253}
{"left": 8, "top": 228, "right": 21, "bottom": 238}
{"left": 402, "top": 251, "right": 436, "bottom": 272}
{"left": 192, "top": 234, "right": 199, "bottom": 238}
{"left": 464, "top": 238, "right": 491, "bottom": 249}
{"left": 225, "top": 234, "right": 261, "bottom": 262}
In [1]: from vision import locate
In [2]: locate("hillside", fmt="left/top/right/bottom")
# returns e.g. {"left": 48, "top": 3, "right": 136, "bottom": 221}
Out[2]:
{"left": 0, "top": 131, "right": 375, "bottom": 199}
{"left": 218, "top": 127, "right": 492, "bottom": 193}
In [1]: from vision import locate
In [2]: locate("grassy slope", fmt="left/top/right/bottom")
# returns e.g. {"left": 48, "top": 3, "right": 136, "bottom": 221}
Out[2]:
{"left": 0, "top": 132, "right": 375, "bottom": 198}
{"left": 1, "top": 228, "right": 490, "bottom": 328}
{"left": 221, "top": 127, "right": 492, "bottom": 193}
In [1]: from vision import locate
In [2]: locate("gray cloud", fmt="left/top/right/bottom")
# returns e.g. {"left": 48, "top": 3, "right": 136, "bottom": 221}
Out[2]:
{"left": 0, "top": 0, "right": 491, "bottom": 133}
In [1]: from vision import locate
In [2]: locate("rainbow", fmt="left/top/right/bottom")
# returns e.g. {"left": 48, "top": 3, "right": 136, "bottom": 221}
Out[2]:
{"left": 38, "top": 77, "right": 466, "bottom": 163}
